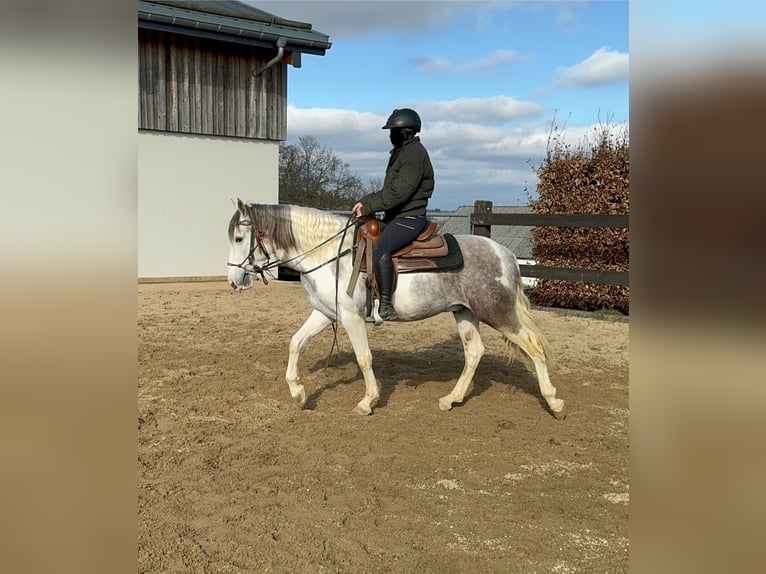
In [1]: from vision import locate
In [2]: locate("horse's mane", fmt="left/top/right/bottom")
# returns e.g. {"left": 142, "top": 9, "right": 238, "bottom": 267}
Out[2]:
{"left": 230, "top": 203, "right": 352, "bottom": 258}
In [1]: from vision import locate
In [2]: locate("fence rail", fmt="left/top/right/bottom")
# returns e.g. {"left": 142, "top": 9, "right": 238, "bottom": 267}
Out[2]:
{"left": 471, "top": 212, "right": 628, "bottom": 230}
{"left": 469, "top": 200, "right": 629, "bottom": 286}
{"left": 281, "top": 202, "right": 629, "bottom": 286}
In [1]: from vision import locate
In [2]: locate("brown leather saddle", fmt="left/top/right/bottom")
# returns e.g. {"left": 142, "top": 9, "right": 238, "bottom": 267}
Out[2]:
{"left": 346, "top": 218, "right": 463, "bottom": 297}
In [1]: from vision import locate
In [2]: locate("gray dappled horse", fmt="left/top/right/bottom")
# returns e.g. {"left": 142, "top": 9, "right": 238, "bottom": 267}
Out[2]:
{"left": 227, "top": 200, "right": 565, "bottom": 419}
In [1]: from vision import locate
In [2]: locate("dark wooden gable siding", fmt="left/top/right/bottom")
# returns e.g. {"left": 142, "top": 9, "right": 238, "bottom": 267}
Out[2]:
{"left": 138, "top": 28, "right": 287, "bottom": 140}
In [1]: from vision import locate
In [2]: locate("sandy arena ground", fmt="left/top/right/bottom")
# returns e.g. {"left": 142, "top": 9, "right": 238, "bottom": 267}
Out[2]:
{"left": 138, "top": 280, "right": 628, "bottom": 573}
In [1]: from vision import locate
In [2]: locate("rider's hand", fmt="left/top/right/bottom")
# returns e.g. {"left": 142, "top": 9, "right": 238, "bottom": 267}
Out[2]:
{"left": 352, "top": 202, "right": 364, "bottom": 219}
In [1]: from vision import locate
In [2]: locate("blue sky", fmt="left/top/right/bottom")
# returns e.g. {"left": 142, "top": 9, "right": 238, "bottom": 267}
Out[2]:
{"left": 249, "top": 1, "right": 629, "bottom": 210}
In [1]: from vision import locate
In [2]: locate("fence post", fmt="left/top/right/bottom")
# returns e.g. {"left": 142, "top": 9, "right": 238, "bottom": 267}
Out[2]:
{"left": 472, "top": 200, "right": 493, "bottom": 238}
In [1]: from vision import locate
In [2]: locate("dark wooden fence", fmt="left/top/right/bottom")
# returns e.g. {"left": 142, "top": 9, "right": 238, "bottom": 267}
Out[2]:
{"left": 470, "top": 200, "right": 629, "bottom": 286}
{"left": 278, "top": 201, "right": 629, "bottom": 286}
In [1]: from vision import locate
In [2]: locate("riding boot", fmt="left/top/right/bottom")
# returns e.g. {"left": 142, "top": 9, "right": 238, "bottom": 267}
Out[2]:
{"left": 374, "top": 253, "right": 398, "bottom": 321}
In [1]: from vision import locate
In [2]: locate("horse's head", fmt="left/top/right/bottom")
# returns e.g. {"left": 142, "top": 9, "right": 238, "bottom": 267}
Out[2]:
{"left": 227, "top": 199, "right": 272, "bottom": 291}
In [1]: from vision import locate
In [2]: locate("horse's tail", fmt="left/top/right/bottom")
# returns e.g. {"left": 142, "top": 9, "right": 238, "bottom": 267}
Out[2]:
{"left": 503, "top": 266, "right": 555, "bottom": 369}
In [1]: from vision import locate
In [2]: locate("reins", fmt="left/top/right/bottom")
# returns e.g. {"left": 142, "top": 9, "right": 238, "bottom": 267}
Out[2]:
{"left": 326, "top": 214, "right": 357, "bottom": 366}
{"left": 227, "top": 205, "right": 356, "bottom": 283}
{"left": 229, "top": 205, "right": 357, "bottom": 367}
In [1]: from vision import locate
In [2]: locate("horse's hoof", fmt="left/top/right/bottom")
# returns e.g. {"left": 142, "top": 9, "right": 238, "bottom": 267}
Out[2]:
{"left": 438, "top": 398, "right": 453, "bottom": 411}
{"left": 552, "top": 401, "right": 567, "bottom": 420}
{"left": 291, "top": 386, "right": 306, "bottom": 408}
{"left": 352, "top": 404, "right": 372, "bottom": 416}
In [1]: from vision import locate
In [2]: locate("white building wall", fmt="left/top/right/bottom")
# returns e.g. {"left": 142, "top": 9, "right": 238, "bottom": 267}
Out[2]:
{"left": 138, "top": 131, "right": 278, "bottom": 278}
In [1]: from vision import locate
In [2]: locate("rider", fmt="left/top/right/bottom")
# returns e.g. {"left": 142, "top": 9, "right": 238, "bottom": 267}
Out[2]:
{"left": 352, "top": 108, "right": 435, "bottom": 321}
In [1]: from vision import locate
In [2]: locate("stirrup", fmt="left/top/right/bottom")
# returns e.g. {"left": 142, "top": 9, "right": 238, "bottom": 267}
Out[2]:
{"left": 365, "top": 299, "right": 384, "bottom": 326}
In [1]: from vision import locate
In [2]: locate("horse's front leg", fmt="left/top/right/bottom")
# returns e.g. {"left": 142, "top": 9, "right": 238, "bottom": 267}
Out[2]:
{"left": 286, "top": 309, "right": 333, "bottom": 408}
{"left": 341, "top": 312, "right": 379, "bottom": 416}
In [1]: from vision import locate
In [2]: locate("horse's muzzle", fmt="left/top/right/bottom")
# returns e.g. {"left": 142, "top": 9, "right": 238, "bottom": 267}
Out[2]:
{"left": 228, "top": 265, "right": 254, "bottom": 291}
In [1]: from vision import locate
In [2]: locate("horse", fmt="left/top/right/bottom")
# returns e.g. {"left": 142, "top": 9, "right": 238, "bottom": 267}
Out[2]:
{"left": 227, "top": 199, "right": 566, "bottom": 419}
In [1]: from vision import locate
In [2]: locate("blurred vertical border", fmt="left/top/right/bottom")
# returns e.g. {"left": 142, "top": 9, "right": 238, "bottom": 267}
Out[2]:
{"left": 631, "top": 2, "right": 766, "bottom": 573}
{"left": 0, "top": 2, "right": 136, "bottom": 574}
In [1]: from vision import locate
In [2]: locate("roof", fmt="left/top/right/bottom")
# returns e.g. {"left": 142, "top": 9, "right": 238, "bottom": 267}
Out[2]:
{"left": 431, "top": 205, "right": 535, "bottom": 259}
{"left": 137, "top": 0, "right": 332, "bottom": 56}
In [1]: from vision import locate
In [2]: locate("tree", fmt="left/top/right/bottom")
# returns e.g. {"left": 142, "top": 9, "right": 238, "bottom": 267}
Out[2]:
{"left": 279, "top": 135, "right": 368, "bottom": 209}
{"left": 364, "top": 177, "right": 383, "bottom": 196}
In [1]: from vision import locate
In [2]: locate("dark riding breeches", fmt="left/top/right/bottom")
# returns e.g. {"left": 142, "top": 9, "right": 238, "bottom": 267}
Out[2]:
{"left": 372, "top": 216, "right": 428, "bottom": 263}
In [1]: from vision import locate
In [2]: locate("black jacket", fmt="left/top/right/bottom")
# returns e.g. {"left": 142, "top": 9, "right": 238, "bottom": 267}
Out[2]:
{"left": 359, "top": 136, "right": 434, "bottom": 221}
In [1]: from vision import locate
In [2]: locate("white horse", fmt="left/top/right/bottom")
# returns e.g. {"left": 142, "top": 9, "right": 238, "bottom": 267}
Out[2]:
{"left": 227, "top": 200, "right": 566, "bottom": 419}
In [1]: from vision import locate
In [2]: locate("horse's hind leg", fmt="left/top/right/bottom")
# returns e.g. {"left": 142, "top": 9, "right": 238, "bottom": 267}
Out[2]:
{"left": 439, "top": 308, "right": 485, "bottom": 411}
{"left": 503, "top": 324, "right": 566, "bottom": 420}
{"left": 531, "top": 354, "right": 566, "bottom": 419}
{"left": 286, "top": 309, "right": 333, "bottom": 407}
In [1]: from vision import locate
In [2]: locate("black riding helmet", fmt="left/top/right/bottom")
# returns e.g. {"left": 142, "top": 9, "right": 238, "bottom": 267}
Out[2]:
{"left": 382, "top": 108, "right": 421, "bottom": 133}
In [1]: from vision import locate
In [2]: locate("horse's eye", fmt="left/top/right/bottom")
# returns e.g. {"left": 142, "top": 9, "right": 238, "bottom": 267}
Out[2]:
{"left": 235, "top": 237, "right": 244, "bottom": 243}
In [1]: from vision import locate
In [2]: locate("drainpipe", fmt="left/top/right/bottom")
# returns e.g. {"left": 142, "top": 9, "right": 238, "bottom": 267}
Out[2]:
{"left": 253, "top": 37, "right": 287, "bottom": 77}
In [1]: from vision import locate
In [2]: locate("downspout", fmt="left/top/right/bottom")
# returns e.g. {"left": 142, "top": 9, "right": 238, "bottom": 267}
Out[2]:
{"left": 253, "top": 37, "right": 287, "bottom": 77}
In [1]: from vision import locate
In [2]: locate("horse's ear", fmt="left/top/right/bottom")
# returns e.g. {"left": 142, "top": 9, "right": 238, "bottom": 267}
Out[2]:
{"left": 236, "top": 198, "right": 246, "bottom": 214}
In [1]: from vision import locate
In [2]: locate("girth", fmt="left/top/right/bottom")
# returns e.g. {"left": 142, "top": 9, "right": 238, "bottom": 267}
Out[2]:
{"left": 346, "top": 218, "right": 464, "bottom": 297}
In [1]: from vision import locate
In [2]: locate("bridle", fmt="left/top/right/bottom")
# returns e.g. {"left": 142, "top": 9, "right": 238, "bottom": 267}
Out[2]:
{"left": 227, "top": 204, "right": 277, "bottom": 285}
{"left": 227, "top": 204, "right": 356, "bottom": 286}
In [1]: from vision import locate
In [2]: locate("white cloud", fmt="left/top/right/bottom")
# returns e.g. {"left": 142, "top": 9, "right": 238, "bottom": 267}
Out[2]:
{"left": 417, "top": 96, "right": 545, "bottom": 123}
{"left": 456, "top": 49, "right": 530, "bottom": 72}
{"left": 287, "top": 106, "right": 383, "bottom": 132}
{"left": 286, "top": 100, "right": 627, "bottom": 210}
{"left": 414, "top": 57, "right": 451, "bottom": 73}
{"left": 555, "top": 47, "right": 629, "bottom": 87}
{"left": 286, "top": 106, "right": 387, "bottom": 147}
{"left": 416, "top": 49, "right": 531, "bottom": 75}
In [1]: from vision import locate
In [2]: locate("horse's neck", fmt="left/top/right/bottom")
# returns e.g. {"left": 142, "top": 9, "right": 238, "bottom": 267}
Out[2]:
{"left": 279, "top": 208, "right": 352, "bottom": 272}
